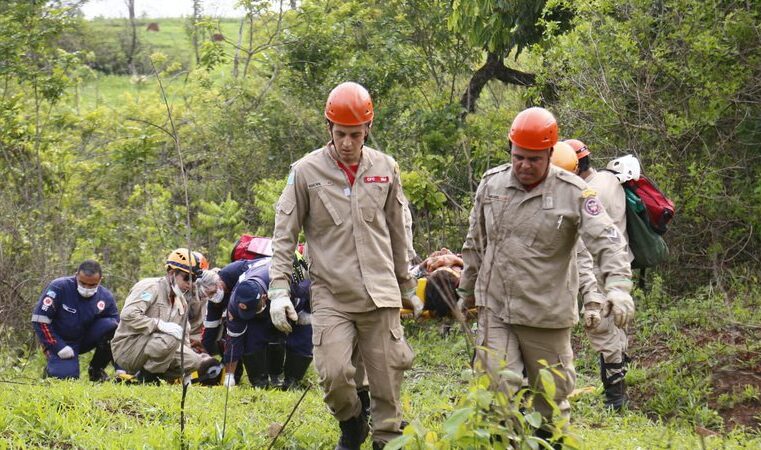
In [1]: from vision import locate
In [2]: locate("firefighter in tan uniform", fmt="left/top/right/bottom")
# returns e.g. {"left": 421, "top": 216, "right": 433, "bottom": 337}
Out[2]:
{"left": 458, "top": 107, "right": 634, "bottom": 439}
{"left": 268, "top": 82, "right": 417, "bottom": 450}
{"left": 565, "top": 138, "right": 632, "bottom": 410}
{"left": 111, "top": 248, "right": 218, "bottom": 384}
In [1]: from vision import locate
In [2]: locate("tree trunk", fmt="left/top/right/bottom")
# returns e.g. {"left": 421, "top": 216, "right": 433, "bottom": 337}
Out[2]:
{"left": 125, "top": 0, "right": 137, "bottom": 76}
{"left": 232, "top": 16, "right": 245, "bottom": 78}
{"left": 192, "top": 0, "right": 202, "bottom": 65}
{"left": 459, "top": 52, "right": 536, "bottom": 121}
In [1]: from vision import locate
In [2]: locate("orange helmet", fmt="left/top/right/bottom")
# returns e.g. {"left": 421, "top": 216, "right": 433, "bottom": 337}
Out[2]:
{"left": 166, "top": 248, "right": 199, "bottom": 277}
{"left": 509, "top": 107, "right": 558, "bottom": 150}
{"left": 324, "top": 82, "right": 374, "bottom": 126}
{"left": 193, "top": 251, "right": 209, "bottom": 271}
{"left": 565, "top": 138, "right": 590, "bottom": 159}
{"left": 551, "top": 141, "right": 579, "bottom": 172}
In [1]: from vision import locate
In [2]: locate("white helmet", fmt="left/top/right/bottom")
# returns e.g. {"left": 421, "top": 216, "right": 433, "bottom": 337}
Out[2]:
{"left": 606, "top": 154, "right": 641, "bottom": 183}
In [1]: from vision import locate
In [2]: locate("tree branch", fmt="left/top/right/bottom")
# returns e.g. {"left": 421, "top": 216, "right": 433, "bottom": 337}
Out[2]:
{"left": 459, "top": 52, "right": 536, "bottom": 121}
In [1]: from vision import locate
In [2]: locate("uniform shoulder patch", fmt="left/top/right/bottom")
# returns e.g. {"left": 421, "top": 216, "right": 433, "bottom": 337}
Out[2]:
{"left": 482, "top": 164, "right": 511, "bottom": 179}
{"left": 140, "top": 291, "right": 153, "bottom": 302}
{"left": 46, "top": 290, "right": 57, "bottom": 299}
{"left": 584, "top": 197, "right": 604, "bottom": 216}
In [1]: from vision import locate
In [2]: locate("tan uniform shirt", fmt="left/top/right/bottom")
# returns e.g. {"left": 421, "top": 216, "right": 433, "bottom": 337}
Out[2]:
{"left": 586, "top": 169, "right": 629, "bottom": 251}
{"left": 460, "top": 164, "right": 631, "bottom": 328}
{"left": 111, "top": 277, "right": 191, "bottom": 353}
{"left": 270, "top": 146, "right": 416, "bottom": 312}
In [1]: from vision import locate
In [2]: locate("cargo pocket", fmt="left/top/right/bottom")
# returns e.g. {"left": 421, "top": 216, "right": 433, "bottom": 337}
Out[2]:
{"left": 312, "top": 326, "right": 324, "bottom": 347}
{"left": 555, "top": 353, "right": 577, "bottom": 400}
{"left": 390, "top": 326, "right": 414, "bottom": 370}
{"left": 316, "top": 190, "right": 343, "bottom": 226}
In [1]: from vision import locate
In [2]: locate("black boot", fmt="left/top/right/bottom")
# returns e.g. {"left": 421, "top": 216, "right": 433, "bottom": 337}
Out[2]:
{"left": 242, "top": 350, "right": 270, "bottom": 388}
{"left": 267, "top": 341, "right": 285, "bottom": 387}
{"left": 134, "top": 369, "right": 161, "bottom": 385}
{"left": 535, "top": 427, "right": 563, "bottom": 450}
{"left": 88, "top": 340, "right": 113, "bottom": 382}
{"left": 281, "top": 350, "right": 312, "bottom": 390}
{"left": 335, "top": 409, "right": 369, "bottom": 450}
{"left": 357, "top": 388, "right": 371, "bottom": 417}
{"left": 600, "top": 353, "right": 630, "bottom": 410}
{"left": 196, "top": 358, "right": 224, "bottom": 385}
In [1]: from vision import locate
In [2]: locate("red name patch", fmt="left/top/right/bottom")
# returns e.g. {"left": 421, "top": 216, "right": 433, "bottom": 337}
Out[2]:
{"left": 364, "top": 176, "right": 389, "bottom": 183}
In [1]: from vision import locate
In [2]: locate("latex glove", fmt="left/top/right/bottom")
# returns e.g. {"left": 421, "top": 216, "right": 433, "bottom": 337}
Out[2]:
{"left": 269, "top": 288, "right": 297, "bottom": 333}
{"left": 157, "top": 320, "right": 184, "bottom": 341}
{"left": 603, "top": 289, "right": 635, "bottom": 328}
{"left": 408, "top": 294, "right": 424, "bottom": 319}
{"left": 583, "top": 302, "right": 602, "bottom": 329}
{"left": 57, "top": 345, "right": 75, "bottom": 359}
{"left": 224, "top": 373, "right": 236, "bottom": 388}
{"left": 296, "top": 311, "right": 311, "bottom": 326}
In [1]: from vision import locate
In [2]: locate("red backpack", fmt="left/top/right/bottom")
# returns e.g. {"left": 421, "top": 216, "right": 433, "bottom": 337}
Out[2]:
{"left": 230, "top": 234, "right": 273, "bottom": 262}
{"left": 230, "top": 234, "right": 306, "bottom": 262}
{"left": 623, "top": 176, "right": 675, "bottom": 235}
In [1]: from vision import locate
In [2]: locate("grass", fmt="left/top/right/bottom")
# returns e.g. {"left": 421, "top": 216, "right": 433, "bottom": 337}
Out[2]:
{"left": 2, "top": 283, "right": 760, "bottom": 449}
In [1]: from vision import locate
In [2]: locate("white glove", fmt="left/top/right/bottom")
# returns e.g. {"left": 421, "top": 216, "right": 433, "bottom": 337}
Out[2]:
{"left": 583, "top": 302, "right": 602, "bottom": 329}
{"left": 57, "top": 345, "right": 75, "bottom": 359}
{"left": 157, "top": 320, "right": 184, "bottom": 341}
{"left": 296, "top": 310, "right": 312, "bottom": 326}
{"left": 408, "top": 294, "right": 424, "bottom": 319}
{"left": 224, "top": 373, "right": 236, "bottom": 388}
{"left": 603, "top": 289, "right": 635, "bottom": 328}
{"left": 269, "top": 288, "right": 297, "bottom": 333}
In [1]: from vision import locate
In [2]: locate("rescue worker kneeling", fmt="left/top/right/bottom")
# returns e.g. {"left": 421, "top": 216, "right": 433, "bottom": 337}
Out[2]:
{"left": 31, "top": 259, "right": 120, "bottom": 381}
{"left": 111, "top": 248, "right": 219, "bottom": 384}
{"left": 222, "top": 257, "right": 313, "bottom": 390}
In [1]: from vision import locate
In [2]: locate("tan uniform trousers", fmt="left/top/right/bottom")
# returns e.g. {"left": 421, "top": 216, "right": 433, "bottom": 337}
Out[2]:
{"left": 583, "top": 305, "right": 627, "bottom": 364}
{"left": 312, "top": 306, "right": 414, "bottom": 443}
{"left": 114, "top": 331, "right": 202, "bottom": 379}
{"left": 476, "top": 307, "right": 575, "bottom": 421}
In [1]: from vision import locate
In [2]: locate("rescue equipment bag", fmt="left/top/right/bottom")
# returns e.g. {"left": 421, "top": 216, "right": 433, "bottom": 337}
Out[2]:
{"left": 230, "top": 234, "right": 273, "bottom": 262}
{"left": 625, "top": 188, "right": 669, "bottom": 269}
{"left": 623, "top": 176, "right": 675, "bottom": 235}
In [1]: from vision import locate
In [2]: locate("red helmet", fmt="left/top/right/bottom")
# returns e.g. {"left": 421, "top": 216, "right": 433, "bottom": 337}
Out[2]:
{"left": 324, "top": 82, "right": 374, "bottom": 126}
{"left": 509, "top": 107, "right": 558, "bottom": 150}
{"left": 565, "top": 138, "right": 590, "bottom": 159}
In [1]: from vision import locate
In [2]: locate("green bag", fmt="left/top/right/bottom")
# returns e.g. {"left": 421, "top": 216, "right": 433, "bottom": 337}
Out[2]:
{"left": 625, "top": 189, "right": 669, "bottom": 269}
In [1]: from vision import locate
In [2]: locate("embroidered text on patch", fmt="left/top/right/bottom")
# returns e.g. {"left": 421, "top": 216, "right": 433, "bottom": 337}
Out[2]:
{"left": 364, "top": 176, "right": 389, "bottom": 183}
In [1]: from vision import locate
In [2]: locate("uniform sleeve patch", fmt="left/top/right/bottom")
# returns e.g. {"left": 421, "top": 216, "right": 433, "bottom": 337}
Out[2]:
{"left": 46, "top": 290, "right": 57, "bottom": 298}
{"left": 604, "top": 226, "right": 621, "bottom": 243}
{"left": 287, "top": 171, "right": 295, "bottom": 185}
{"left": 43, "top": 297, "right": 53, "bottom": 306}
{"left": 140, "top": 292, "right": 153, "bottom": 302}
{"left": 582, "top": 188, "right": 597, "bottom": 199}
{"left": 584, "top": 197, "right": 603, "bottom": 216}
{"left": 97, "top": 300, "right": 106, "bottom": 311}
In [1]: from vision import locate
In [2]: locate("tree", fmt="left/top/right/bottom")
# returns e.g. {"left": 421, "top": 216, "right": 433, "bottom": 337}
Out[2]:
{"left": 123, "top": 0, "right": 138, "bottom": 75}
{"left": 449, "top": 0, "right": 573, "bottom": 118}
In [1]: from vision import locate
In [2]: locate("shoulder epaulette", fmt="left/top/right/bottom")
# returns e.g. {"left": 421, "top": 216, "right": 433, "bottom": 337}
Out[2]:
{"left": 482, "top": 164, "right": 511, "bottom": 179}
{"left": 555, "top": 169, "right": 586, "bottom": 190}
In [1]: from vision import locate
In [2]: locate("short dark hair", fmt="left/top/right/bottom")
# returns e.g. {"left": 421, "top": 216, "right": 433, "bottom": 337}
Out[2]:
{"left": 424, "top": 269, "right": 459, "bottom": 318}
{"left": 77, "top": 260, "right": 102, "bottom": 277}
{"left": 578, "top": 155, "right": 591, "bottom": 173}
